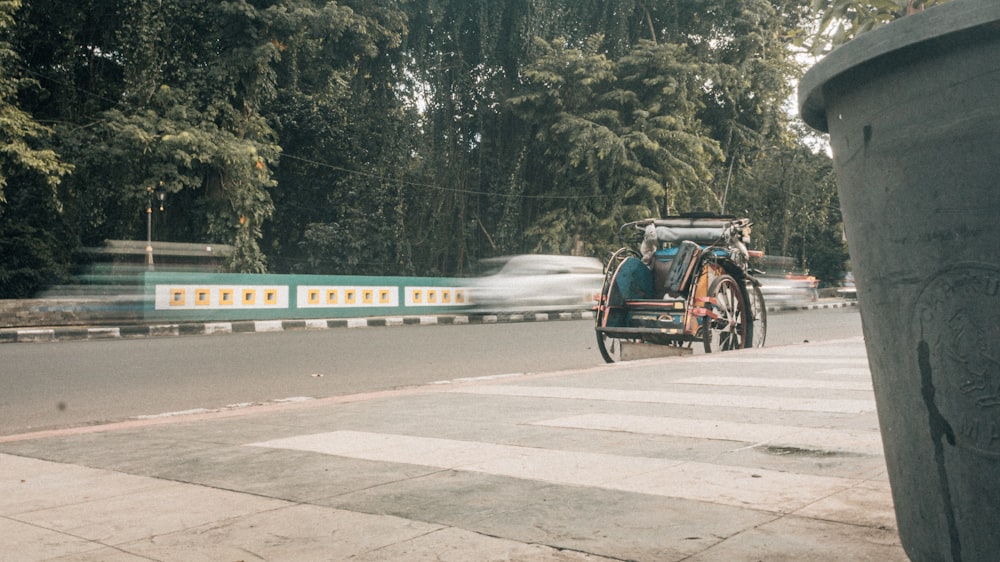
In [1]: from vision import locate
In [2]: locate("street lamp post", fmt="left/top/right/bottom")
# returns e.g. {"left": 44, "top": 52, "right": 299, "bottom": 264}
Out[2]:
{"left": 145, "top": 184, "right": 166, "bottom": 270}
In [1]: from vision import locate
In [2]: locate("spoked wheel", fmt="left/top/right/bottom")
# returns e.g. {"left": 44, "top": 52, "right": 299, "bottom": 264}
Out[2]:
{"left": 597, "top": 331, "right": 629, "bottom": 363}
{"left": 747, "top": 281, "right": 767, "bottom": 349}
{"left": 703, "top": 274, "right": 750, "bottom": 352}
{"left": 595, "top": 247, "right": 640, "bottom": 363}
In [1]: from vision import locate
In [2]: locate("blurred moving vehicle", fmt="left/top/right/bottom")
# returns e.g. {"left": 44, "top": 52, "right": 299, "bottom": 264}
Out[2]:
{"left": 470, "top": 255, "right": 604, "bottom": 312}
{"left": 758, "top": 273, "right": 818, "bottom": 308}
{"left": 838, "top": 271, "right": 857, "bottom": 300}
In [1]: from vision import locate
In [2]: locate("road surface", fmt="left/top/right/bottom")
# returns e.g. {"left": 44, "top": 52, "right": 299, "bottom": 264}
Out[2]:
{"left": 0, "top": 306, "right": 862, "bottom": 436}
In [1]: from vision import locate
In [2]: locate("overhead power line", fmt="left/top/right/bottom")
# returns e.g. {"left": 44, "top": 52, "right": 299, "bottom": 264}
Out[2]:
{"left": 278, "top": 152, "right": 614, "bottom": 201}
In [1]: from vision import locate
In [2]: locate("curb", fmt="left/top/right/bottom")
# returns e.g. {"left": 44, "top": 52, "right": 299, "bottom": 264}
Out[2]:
{"left": 0, "top": 310, "right": 598, "bottom": 344}
{"left": 0, "top": 300, "right": 858, "bottom": 345}
{"left": 766, "top": 299, "right": 858, "bottom": 313}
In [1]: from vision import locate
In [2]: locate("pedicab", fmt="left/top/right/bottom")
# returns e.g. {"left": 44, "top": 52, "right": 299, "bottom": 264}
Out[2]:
{"left": 595, "top": 214, "right": 766, "bottom": 362}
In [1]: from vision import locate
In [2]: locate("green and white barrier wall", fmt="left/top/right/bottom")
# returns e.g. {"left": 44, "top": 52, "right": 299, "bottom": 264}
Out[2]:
{"left": 144, "top": 272, "right": 472, "bottom": 322}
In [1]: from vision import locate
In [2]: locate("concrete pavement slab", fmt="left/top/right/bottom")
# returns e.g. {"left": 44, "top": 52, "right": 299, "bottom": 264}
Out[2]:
{"left": 682, "top": 515, "right": 907, "bottom": 562}
{"left": 0, "top": 516, "right": 112, "bottom": 562}
{"left": 11, "top": 473, "right": 291, "bottom": 545}
{"left": 109, "top": 504, "right": 447, "bottom": 561}
{"left": 324, "top": 470, "right": 775, "bottom": 561}
{"left": 794, "top": 477, "right": 897, "bottom": 531}
{"left": 0, "top": 336, "right": 905, "bottom": 561}
{"left": 1, "top": 455, "right": 165, "bottom": 516}
{"left": 343, "top": 526, "right": 608, "bottom": 561}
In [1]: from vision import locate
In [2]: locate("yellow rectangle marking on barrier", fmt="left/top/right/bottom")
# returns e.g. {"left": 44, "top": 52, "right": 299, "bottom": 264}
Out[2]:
{"left": 403, "top": 286, "right": 470, "bottom": 307}
{"left": 156, "top": 284, "right": 289, "bottom": 310}
{"left": 170, "top": 289, "right": 186, "bottom": 307}
{"left": 195, "top": 288, "right": 211, "bottom": 306}
{"left": 298, "top": 286, "right": 397, "bottom": 308}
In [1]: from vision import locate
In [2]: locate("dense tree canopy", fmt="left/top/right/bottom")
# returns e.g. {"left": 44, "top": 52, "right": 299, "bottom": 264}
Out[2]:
{"left": 808, "top": 0, "right": 951, "bottom": 53}
{"left": 0, "top": 0, "right": 850, "bottom": 296}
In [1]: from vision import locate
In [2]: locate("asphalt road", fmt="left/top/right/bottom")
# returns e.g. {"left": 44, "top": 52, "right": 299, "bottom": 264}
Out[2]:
{"left": 0, "top": 306, "right": 862, "bottom": 436}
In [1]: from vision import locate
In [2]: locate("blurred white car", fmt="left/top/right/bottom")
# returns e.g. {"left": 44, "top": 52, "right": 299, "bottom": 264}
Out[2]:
{"left": 758, "top": 274, "right": 818, "bottom": 308}
{"left": 838, "top": 271, "right": 857, "bottom": 299}
{"left": 471, "top": 255, "right": 604, "bottom": 312}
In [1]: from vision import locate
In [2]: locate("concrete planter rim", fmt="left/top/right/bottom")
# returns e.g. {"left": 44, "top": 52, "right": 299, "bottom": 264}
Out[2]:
{"left": 798, "top": 0, "right": 1000, "bottom": 133}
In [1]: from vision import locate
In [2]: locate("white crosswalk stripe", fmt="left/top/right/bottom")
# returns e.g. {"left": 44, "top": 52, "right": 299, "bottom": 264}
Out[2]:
{"left": 448, "top": 385, "right": 876, "bottom": 413}
{"left": 249, "top": 430, "right": 860, "bottom": 513}
{"left": 696, "top": 357, "right": 870, "bottom": 365}
{"left": 672, "top": 376, "right": 872, "bottom": 391}
{"left": 531, "top": 414, "right": 884, "bottom": 455}
{"left": 246, "top": 367, "right": 893, "bottom": 530}
{"left": 816, "top": 367, "right": 872, "bottom": 376}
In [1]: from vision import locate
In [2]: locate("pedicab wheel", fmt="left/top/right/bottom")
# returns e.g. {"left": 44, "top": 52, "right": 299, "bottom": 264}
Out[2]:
{"left": 595, "top": 247, "right": 640, "bottom": 363}
{"left": 703, "top": 274, "right": 750, "bottom": 353}
{"left": 597, "top": 331, "right": 627, "bottom": 363}
{"left": 748, "top": 282, "right": 766, "bottom": 348}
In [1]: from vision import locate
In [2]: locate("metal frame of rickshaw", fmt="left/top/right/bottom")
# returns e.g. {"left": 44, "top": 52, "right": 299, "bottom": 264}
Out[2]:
{"left": 595, "top": 214, "right": 766, "bottom": 363}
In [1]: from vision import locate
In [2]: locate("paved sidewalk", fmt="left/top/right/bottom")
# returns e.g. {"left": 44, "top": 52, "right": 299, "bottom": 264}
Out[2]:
{"left": 0, "top": 335, "right": 901, "bottom": 561}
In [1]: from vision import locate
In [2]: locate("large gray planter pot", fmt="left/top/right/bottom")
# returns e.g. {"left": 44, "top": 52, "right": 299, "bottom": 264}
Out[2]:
{"left": 799, "top": 1, "right": 1000, "bottom": 560}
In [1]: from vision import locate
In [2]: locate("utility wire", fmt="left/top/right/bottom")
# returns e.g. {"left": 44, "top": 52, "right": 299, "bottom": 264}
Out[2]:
{"left": 277, "top": 153, "right": 613, "bottom": 201}
{"left": 15, "top": 63, "right": 613, "bottom": 202}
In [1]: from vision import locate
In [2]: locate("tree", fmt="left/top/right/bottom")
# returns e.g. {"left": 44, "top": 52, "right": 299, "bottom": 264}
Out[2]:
{"left": 0, "top": 178, "right": 76, "bottom": 297}
{"left": 2, "top": 0, "right": 831, "bottom": 291}
{"left": 397, "top": 0, "right": 537, "bottom": 273}
{"left": 507, "top": 35, "right": 722, "bottom": 256}
{"left": 8, "top": 0, "right": 286, "bottom": 272}
{"left": 0, "top": 0, "right": 71, "bottom": 204}
{"left": 724, "top": 141, "right": 847, "bottom": 286}
{"left": 104, "top": 0, "right": 283, "bottom": 272}
{"left": 0, "top": 0, "right": 75, "bottom": 297}
{"left": 405, "top": 0, "right": 807, "bottom": 264}
{"left": 808, "top": 0, "right": 951, "bottom": 53}
{"left": 264, "top": 0, "right": 412, "bottom": 276}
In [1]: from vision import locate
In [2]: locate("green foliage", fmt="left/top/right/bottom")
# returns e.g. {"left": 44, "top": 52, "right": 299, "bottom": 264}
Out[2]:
{"left": 808, "top": 0, "right": 951, "bottom": 52}
{"left": 0, "top": 221, "right": 69, "bottom": 297}
{"left": 11, "top": 0, "right": 292, "bottom": 273}
{"left": 1, "top": 0, "right": 844, "bottom": 290}
{"left": 110, "top": 0, "right": 283, "bottom": 272}
{"left": 0, "top": 164, "right": 74, "bottom": 297}
{"left": 509, "top": 36, "right": 723, "bottom": 254}
{"left": 0, "top": 0, "right": 72, "bottom": 204}
{"left": 724, "top": 141, "right": 847, "bottom": 285}
{"left": 0, "top": 0, "right": 76, "bottom": 297}
{"left": 264, "top": 0, "right": 411, "bottom": 275}
{"left": 803, "top": 225, "right": 850, "bottom": 287}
